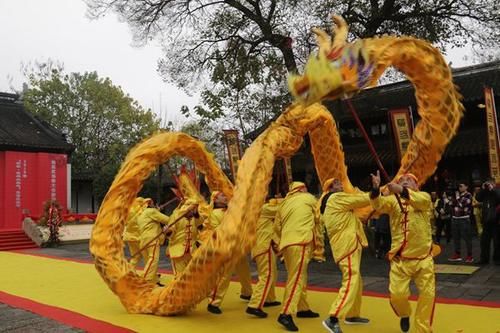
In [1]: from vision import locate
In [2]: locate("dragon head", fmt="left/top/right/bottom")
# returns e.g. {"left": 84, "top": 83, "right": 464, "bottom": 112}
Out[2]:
{"left": 288, "top": 15, "right": 377, "bottom": 105}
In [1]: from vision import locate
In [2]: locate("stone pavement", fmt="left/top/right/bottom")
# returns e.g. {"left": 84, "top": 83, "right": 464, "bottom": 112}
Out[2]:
{"left": 0, "top": 303, "right": 83, "bottom": 333}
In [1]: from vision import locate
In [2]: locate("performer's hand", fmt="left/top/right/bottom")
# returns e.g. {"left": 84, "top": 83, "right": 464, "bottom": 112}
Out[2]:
{"left": 387, "top": 182, "right": 403, "bottom": 194}
{"left": 271, "top": 240, "right": 280, "bottom": 254}
{"left": 371, "top": 170, "right": 381, "bottom": 189}
{"left": 163, "top": 226, "right": 172, "bottom": 237}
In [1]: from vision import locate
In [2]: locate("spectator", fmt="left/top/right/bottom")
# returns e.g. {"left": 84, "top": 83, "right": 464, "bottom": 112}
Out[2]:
{"left": 434, "top": 192, "right": 452, "bottom": 244}
{"left": 449, "top": 182, "right": 474, "bottom": 263}
{"left": 476, "top": 178, "right": 500, "bottom": 265}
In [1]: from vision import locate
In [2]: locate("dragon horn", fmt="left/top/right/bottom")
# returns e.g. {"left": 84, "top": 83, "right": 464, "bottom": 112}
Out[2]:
{"left": 331, "top": 14, "right": 348, "bottom": 49}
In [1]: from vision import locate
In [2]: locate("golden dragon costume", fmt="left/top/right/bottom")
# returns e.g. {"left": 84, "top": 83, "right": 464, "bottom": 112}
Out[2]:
{"left": 90, "top": 15, "right": 463, "bottom": 315}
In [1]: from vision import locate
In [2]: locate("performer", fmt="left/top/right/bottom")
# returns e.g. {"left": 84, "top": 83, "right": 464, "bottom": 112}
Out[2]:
{"left": 472, "top": 185, "right": 483, "bottom": 236}
{"left": 136, "top": 199, "right": 170, "bottom": 285}
{"left": 246, "top": 198, "right": 281, "bottom": 318}
{"left": 166, "top": 199, "right": 200, "bottom": 277}
{"left": 320, "top": 179, "right": 370, "bottom": 333}
{"left": 370, "top": 171, "right": 436, "bottom": 333}
{"left": 124, "top": 197, "right": 148, "bottom": 268}
{"left": 207, "top": 191, "right": 253, "bottom": 314}
{"left": 274, "top": 181, "right": 320, "bottom": 332}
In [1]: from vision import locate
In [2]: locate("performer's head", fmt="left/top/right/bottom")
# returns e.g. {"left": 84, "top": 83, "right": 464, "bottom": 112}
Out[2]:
{"left": 211, "top": 191, "right": 228, "bottom": 208}
{"left": 144, "top": 198, "right": 154, "bottom": 207}
{"left": 458, "top": 181, "right": 469, "bottom": 193}
{"left": 324, "top": 178, "right": 343, "bottom": 193}
{"left": 397, "top": 173, "right": 418, "bottom": 191}
{"left": 288, "top": 181, "right": 307, "bottom": 195}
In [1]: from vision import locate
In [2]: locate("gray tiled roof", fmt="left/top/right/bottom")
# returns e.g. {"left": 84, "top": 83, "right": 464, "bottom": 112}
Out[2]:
{"left": 0, "top": 93, "right": 74, "bottom": 154}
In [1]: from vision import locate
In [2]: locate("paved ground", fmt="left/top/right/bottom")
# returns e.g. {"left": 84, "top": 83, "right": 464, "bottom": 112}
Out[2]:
{"left": 0, "top": 303, "right": 84, "bottom": 333}
{"left": 1, "top": 236, "right": 498, "bottom": 332}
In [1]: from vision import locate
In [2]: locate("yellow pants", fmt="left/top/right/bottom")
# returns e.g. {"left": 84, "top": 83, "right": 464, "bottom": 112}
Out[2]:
{"left": 235, "top": 256, "right": 253, "bottom": 296}
{"left": 389, "top": 256, "right": 436, "bottom": 333}
{"left": 249, "top": 248, "right": 277, "bottom": 309}
{"left": 330, "top": 246, "right": 363, "bottom": 318}
{"left": 475, "top": 213, "right": 482, "bottom": 235}
{"left": 142, "top": 239, "right": 161, "bottom": 283}
{"left": 126, "top": 240, "right": 144, "bottom": 268}
{"left": 208, "top": 255, "right": 253, "bottom": 307}
{"left": 281, "top": 244, "right": 312, "bottom": 315}
{"left": 171, "top": 254, "right": 192, "bottom": 277}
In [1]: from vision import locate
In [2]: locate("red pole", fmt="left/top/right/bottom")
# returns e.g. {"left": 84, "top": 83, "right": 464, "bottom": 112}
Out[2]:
{"left": 344, "top": 98, "right": 404, "bottom": 211}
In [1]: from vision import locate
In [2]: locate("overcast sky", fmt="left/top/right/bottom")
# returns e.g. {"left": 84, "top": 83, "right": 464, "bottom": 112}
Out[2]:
{"left": 0, "top": 0, "right": 475, "bottom": 125}
{"left": 0, "top": 0, "right": 199, "bottom": 125}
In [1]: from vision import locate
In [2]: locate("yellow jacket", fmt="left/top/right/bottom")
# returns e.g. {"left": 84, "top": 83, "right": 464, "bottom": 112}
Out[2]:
{"left": 274, "top": 192, "right": 318, "bottom": 251}
{"left": 167, "top": 203, "right": 202, "bottom": 258}
{"left": 198, "top": 207, "right": 225, "bottom": 244}
{"left": 371, "top": 189, "right": 433, "bottom": 260}
{"left": 205, "top": 207, "right": 225, "bottom": 229}
{"left": 124, "top": 204, "right": 142, "bottom": 242}
{"left": 322, "top": 192, "right": 370, "bottom": 263}
{"left": 252, "top": 200, "right": 279, "bottom": 259}
{"left": 137, "top": 207, "right": 170, "bottom": 243}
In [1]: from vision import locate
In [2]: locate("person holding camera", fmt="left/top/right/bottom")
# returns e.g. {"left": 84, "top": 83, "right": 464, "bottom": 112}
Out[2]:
{"left": 476, "top": 178, "right": 500, "bottom": 265}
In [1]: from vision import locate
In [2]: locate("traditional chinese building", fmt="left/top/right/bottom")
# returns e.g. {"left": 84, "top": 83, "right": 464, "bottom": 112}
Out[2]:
{"left": 247, "top": 60, "right": 500, "bottom": 195}
{"left": 0, "top": 92, "right": 74, "bottom": 230}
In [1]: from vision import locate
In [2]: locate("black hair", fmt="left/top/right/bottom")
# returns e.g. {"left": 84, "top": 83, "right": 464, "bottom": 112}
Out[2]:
{"left": 320, "top": 192, "right": 334, "bottom": 214}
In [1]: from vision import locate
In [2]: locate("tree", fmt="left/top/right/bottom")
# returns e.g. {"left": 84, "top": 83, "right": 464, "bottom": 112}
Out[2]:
{"left": 22, "top": 62, "right": 160, "bottom": 201}
{"left": 86, "top": 0, "right": 500, "bottom": 135}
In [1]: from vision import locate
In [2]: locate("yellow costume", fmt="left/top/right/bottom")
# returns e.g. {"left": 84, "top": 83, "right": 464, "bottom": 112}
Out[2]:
{"left": 167, "top": 200, "right": 200, "bottom": 277}
{"left": 248, "top": 200, "right": 279, "bottom": 310}
{"left": 322, "top": 191, "right": 370, "bottom": 318}
{"left": 137, "top": 206, "right": 170, "bottom": 283}
{"left": 473, "top": 194, "right": 483, "bottom": 235}
{"left": 371, "top": 189, "right": 436, "bottom": 333}
{"left": 89, "top": 15, "right": 464, "bottom": 316}
{"left": 124, "top": 197, "right": 148, "bottom": 267}
{"left": 274, "top": 182, "right": 317, "bottom": 315}
{"left": 208, "top": 207, "right": 253, "bottom": 308}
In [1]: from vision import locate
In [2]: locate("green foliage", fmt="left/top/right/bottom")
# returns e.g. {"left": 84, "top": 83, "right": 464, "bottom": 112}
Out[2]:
{"left": 87, "top": 0, "right": 500, "bottom": 139}
{"left": 23, "top": 63, "right": 160, "bottom": 201}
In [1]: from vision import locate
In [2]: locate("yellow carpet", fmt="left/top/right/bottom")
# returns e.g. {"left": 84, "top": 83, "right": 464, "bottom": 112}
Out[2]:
{"left": 0, "top": 252, "right": 498, "bottom": 333}
{"left": 435, "top": 264, "right": 480, "bottom": 275}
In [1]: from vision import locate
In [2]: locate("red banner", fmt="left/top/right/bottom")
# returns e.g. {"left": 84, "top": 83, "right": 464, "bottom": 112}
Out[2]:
{"left": 223, "top": 129, "right": 242, "bottom": 181}
{"left": 484, "top": 87, "right": 500, "bottom": 184}
{"left": 0, "top": 151, "right": 68, "bottom": 229}
{"left": 389, "top": 108, "right": 414, "bottom": 161}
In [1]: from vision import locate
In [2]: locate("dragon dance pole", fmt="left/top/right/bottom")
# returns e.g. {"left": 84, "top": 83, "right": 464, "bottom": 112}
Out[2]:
{"left": 343, "top": 98, "right": 404, "bottom": 211}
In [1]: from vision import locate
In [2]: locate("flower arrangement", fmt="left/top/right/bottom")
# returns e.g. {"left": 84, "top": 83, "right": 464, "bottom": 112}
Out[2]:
{"left": 38, "top": 200, "right": 63, "bottom": 246}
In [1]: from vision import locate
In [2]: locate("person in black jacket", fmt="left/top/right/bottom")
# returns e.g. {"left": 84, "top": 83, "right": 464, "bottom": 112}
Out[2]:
{"left": 476, "top": 178, "right": 500, "bottom": 265}
{"left": 434, "top": 192, "right": 453, "bottom": 244}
